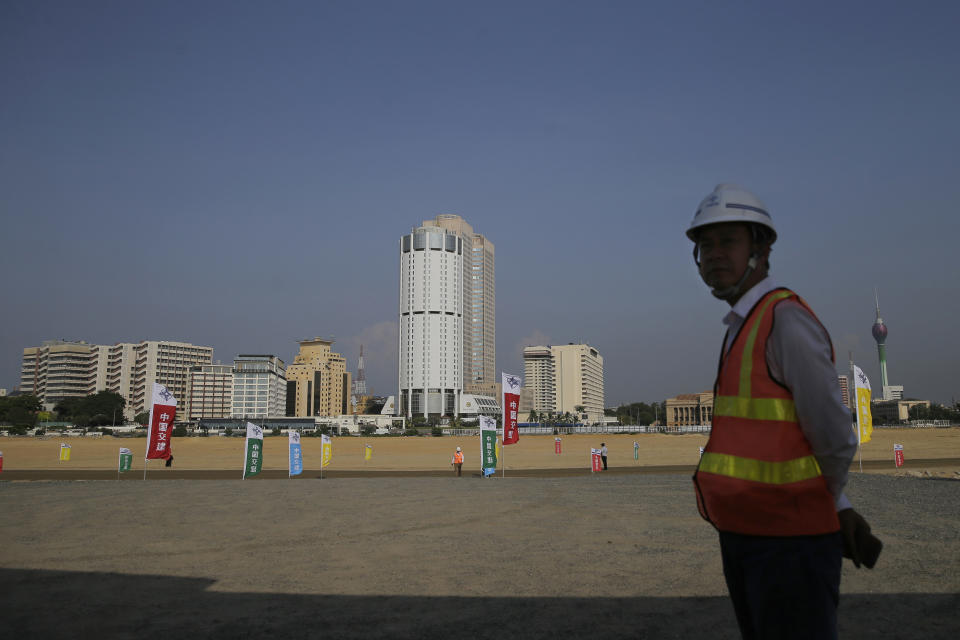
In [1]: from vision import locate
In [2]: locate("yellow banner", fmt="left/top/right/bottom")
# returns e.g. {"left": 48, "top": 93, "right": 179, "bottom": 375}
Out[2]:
{"left": 59, "top": 443, "right": 71, "bottom": 461}
{"left": 364, "top": 445, "right": 372, "bottom": 461}
{"left": 853, "top": 365, "right": 873, "bottom": 444}
{"left": 321, "top": 434, "right": 332, "bottom": 468}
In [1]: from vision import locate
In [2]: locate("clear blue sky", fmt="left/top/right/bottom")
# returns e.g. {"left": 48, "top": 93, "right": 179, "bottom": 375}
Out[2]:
{"left": 2, "top": 1, "right": 958, "bottom": 405}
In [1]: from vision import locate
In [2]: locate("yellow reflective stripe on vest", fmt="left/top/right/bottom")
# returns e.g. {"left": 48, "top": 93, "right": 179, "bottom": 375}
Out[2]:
{"left": 699, "top": 451, "right": 822, "bottom": 484}
{"left": 714, "top": 395, "right": 798, "bottom": 422}
{"left": 738, "top": 290, "right": 793, "bottom": 398}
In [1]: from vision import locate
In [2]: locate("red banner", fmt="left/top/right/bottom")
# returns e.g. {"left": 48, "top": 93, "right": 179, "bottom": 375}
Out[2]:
{"left": 146, "top": 383, "right": 177, "bottom": 460}
{"left": 591, "top": 449, "right": 603, "bottom": 472}
{"left": 555, "top": 438, "right": 561, "bottom": 454}
{"left": 0, "top": 451, "right": 3, "bottom": 472}
{"left": 501, "top": 372, "right": 521, "bottom": 445}
{"left": 894, "top": 444, "right": 904, "bottom": 468}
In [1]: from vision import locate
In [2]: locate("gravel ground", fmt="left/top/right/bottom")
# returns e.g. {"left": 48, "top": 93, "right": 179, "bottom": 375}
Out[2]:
{"left": 1, "top": 473, "right": 957, "bottom": 639}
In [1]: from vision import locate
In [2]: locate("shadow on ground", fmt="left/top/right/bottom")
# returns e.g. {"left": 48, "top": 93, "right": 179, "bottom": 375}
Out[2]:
{"left": 1, "top": 568, "right": 957, "bottom": 639}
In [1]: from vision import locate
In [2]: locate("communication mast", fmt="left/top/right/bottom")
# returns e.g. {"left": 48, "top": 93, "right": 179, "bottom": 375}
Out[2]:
{"left": 353, "top": 344, "right": 368, "bottom": 396}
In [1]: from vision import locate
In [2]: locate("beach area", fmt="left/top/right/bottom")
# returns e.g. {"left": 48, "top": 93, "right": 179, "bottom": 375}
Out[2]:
{"left": 2, "top": 429, "right": 958, "bottom": 638}
{"left": 2, "top": 428, "right": 959, "bottom": 477}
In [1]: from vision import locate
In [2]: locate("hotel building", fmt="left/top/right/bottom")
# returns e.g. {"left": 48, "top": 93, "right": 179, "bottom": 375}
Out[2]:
{"left": 232, "top": 354, "right": 287, "bottom": 419}
{"left": 285, "top": 339, "right": 350, "bottom": 417}
{"left": 398, "top": 221, "right": 465, "bottom": 418}
{"left": 522, "top": 343, "right": 605, "bottom": 424}
{"left": 185, "top": 364, "right": 234, "bottom": 420}
{"left": 21, "top": 340, "right": 98, "bottom": 407}
{"left": 129, "top": 341, "right": 214, "bottom": 417}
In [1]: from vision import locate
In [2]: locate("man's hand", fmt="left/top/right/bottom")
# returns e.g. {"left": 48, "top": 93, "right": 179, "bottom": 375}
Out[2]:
{"left": 838, "top": 508, "right": 883, "bottom": 569}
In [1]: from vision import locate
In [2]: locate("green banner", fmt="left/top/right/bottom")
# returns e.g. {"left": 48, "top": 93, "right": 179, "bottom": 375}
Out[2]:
{"left": 244, "top": 423, "right": 264, "bottom": 478}
{"left": 119, "top": 451, "right": 133, "bottom": 472}
{"left": 245, "top": 439, "right": 263, "bottom": 477}
{"left": 481, "top": 420, "right": 498, "bottom": 469}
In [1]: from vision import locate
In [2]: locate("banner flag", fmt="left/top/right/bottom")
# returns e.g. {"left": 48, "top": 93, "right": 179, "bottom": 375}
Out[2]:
{"left": 118, "top": 447, "right": 133, "bottom": 472}
{"left": 591, "top": 448, "right": 602, "bottom": 473}
{"left": 288, "top": 431, "right": 303, "bottom": 477}
{"left": 363, "top": 444, "right": 372, "bottom": 461}
{"left": 243, "top": 422, "right": 264, "bottom": 479}
{"left": 894, "top": 443, "right": 904, "bottom": 468}
{"left": 321, "top": 434, "right": 332, "bottom": 468}
{"left": 853, "top": 365, "right": 873, "bottom": 444}
{"left": 480, "top": 415, "right": 498, "bottom": 476}
{"left": 146, "top": 383, "right": 177, "bottom": 460}
{"left": 0, "top": 450, "right": 3, "bottom": 473}
{"left": 501, "top": 372, "right": 521, "bottom": 445}
{"left": 59, "top": 443, "right": 71, "bottom": 462}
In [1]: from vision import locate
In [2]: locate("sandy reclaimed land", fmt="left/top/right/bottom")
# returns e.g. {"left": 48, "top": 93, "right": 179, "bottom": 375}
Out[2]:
{"left": 1, "top": 428, "right": 958, "bottom": 479}
{"left": 0, "top": 469, "right": 958, "bottom": 639}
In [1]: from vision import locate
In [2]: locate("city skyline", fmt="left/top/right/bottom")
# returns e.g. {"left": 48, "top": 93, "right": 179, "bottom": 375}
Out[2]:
{"left": 2, "top": 3, "right": 958, "bottom": 406}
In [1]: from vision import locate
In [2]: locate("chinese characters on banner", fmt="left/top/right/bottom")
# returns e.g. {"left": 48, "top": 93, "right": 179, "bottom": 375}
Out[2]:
{"left": 118, "top": 447, "right": 133, "bottom": 472}
{"left": 501, "top": 372, "right": 521, "bottom": 445}
{"left": 289, "top": 430, "right": 303, "bottom": 477}
{"left": 591, "top": 448, "right": 603, "bottom": 473}
{"left": 555, "top": 437, "right": 562, "bottom": 454}
{"left": 244, "top": 422, "right": 264, "bottom": 478}
{"left": 894, "top": 443, "right": 904, "bottom": 468}
{"left": 146, "top": 383, "right": 177, "bottom": 460}
{"left": 480, "top": 415, "right": 498, "bottom": 476}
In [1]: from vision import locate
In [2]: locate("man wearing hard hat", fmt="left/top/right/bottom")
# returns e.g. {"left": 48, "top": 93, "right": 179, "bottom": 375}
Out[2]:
{"left": 451, "top": 446, "right": 464, "bottom": 477}
{"left": 687, "top": 185, "right": 880, "bottom": 639}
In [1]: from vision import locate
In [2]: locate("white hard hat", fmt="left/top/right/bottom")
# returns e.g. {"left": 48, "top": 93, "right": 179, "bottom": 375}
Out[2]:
{"left": 456, "top": 447, "right": 461, "bottom": 451}
{"left": 687, "top": 184, "right": 776, "bottom": 243}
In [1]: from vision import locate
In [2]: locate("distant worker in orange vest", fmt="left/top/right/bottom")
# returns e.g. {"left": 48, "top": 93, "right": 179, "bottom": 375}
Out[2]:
{"left": 451, "top": 446, "right": 464, "bottom": 477}
{"left": 687, "top": 184, "right": 881, "bottom": 640}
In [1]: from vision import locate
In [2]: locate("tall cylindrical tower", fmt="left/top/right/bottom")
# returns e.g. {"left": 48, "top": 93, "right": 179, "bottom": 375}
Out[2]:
{"left": 398, "top": 224, "right": 463, "bottom": 418}
{"left": 871, "top": 291, "right": 889, "bottom": 391}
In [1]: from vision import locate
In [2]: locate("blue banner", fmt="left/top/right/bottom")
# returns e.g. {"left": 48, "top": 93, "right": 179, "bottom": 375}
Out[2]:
{"left": 289, "top": 431, "right": 303, "bottom": 477}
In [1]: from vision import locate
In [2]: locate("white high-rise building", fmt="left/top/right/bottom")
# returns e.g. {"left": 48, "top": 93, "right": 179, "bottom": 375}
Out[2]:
{"left": 186, "top": 364, "right": 234, "bottom": 420}
{"left": 424, "top": 214, "right": 496, "bottom": 395}
{"left": 523, "top": 343, "right": 605, "bottom": 424}
{"left": 398, "top": 221, "right": 465, "bottom": 417}
{"left": 130, "top": 341, "right": 213, "bottom": 418}
{"left": 21, "top": 339, "right": 212, "bottom": 419}
{"left": 21, "top": 340, "right": 101, "bottom": 407}
{"left": 105, "top": 343, "right": 137, "bottom": 419}
{"left": 232, "top": 354, "right": 287, "bottom": 419}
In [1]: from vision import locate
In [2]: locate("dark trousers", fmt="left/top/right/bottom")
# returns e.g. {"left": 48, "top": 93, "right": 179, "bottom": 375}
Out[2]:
{"left": 601, "top": 455, "right": 607, "bottom": 470}
{"left": 719, "top": 530, "right": 842, "bottom": 640}
{"left": 454, "top": 463, "right": 462, "bottom": 477}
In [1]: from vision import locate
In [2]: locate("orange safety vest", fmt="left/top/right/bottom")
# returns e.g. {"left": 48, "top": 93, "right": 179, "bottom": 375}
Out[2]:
{"left": 693, "top": 288, "right": 840, "bottom": 536}
{"left": 454, "top": 451, "right": 463, "bottom": 464}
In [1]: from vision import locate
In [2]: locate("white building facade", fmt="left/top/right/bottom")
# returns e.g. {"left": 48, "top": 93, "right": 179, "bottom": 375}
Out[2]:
{"left": 130, "top": 341, "right": 214, "bottom": 418}
{"left": 425, "top": 214, "right": 496, "bottom": 395}
{"left": 398, "top": 223, "right": 464, "bottom": 418}
{"left": 232, "top": 354, "right": 287, "bottom": 419}
{"left": 186, "top": 364, "right": 234, "bottom": 420}
{"left": 522, "top": 343, "right": 605, "bottom": 424}
{"left": 21, "top": 340, "right": 98, "bottom": 407}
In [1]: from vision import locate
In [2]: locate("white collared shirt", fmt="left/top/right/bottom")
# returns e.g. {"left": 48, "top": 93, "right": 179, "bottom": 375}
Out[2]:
{"left": 721, "top": 277, "right": 857, "bottom": 511}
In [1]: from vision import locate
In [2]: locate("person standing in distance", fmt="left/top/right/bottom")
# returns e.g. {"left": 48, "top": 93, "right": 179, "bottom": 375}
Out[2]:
{"left": 688, "top": 184, "right": 880, "bottom": 640}
{"left": 451, "top": 446, "right": 464, "bottom": 477}
{"left": 600, "top": 442, "right": 608, "bottom": 470}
